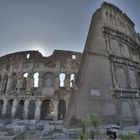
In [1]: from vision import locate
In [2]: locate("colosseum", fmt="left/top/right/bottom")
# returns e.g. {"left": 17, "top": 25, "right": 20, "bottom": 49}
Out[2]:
{"left": 0, "top": 50, "right": 82, "bottom": 121}
{"left": 0, "top": 1, "right": 140, "bottom": 131}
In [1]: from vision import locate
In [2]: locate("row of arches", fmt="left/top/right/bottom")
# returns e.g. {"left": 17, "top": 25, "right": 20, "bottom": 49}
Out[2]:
{"left": 0, "top": 99, "right": 66, "bottom": 120}
{"left": 1, "top": 99, "right": 139, "bottom": 121}
{"left": 115, "top": 67, "right": 137, "bottom": 89}
{"left": 40, "top": 99, "right": 66, "bottom": 120}
{"left": 0, "top": 72, "right": 75, "bottom": 93}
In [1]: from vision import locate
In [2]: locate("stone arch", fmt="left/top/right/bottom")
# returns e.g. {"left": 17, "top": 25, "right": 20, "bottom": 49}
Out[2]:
{"left": 0, "top": 100, "right": 3, "bottom": 119}
{"left": 135, "top": 101, "right": 140, "bottom": 121}
{"left": 115, "top": 67, "right": 127, "bottom": 88}
{"left": 10, "top": 73, "right": 17, "bottom": 90}
{"left": 33, "top": 72, "right": 39, "bottom": 87}
{"left": 122, "top": 43, "right": 130, "bottom": 58}
{"left": 58, "top": 100, "right": 66, "bottom": 120}
{"left": 43, "top": 72, "right": 55, "bottom": 88}
{"left": 26, "top": 53, "right": 30, "bottom": 59}
{"left": 59, "top": 73, "right": 66, "bottom": 87}
{"left": 22, "top": 73, "right": 28, "bottom": 90}
{"left": 122, "top": 102, "right": 132, "bottom": 118}
{"left": 129, "top": 69, "right": 137, "bottom": 89}
{"left": 131, "top": 48, "right": 138, "bottom": 61}
{"left": 5, "top": 99, "right": 13, "bottom": 118}
{"left": 111, "top": 38, "right": 121, "bottom": 56}
{"left": 40, "top": 99, "right": 53, "bottom": 120}
{"left": 15, "top": 100, "right": 24, "bottom": 119}
{"left": 27, "top": 100, "right": 36, "bottom": 119}
{"left": 3, "top": 75, "right": 8, "bottom": 93}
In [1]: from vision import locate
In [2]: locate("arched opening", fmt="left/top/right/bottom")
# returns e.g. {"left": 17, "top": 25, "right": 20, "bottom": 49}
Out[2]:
{"left": 22, "top": 73, "right": 28, "bottom": 90}
{"left": 41, "top": 99, "right": 53, "bottom": 120}
{"left": 43, "top": 72, "right": 55, "bottom": 88}
{"left": 122, "top": 44, "right": 130, "bottom": 58}
{"left": 115, "top": 67, "right": 127, "bottom": 88}
{"left": 70, "top": 74, "right": 75, "bottom": 87}
{"left": 10, "top": 73, "right": 17, "bottom": 90}
{"left": 122, "top": 102, "right": 132, "bottom": 118}
{"left": 26, "top": 53, "right": 30, "bottom": 59}
{"left": 129, "top": 69, "right": 137, "bottom": 89}
{"left": 27, "top": 100, "right": 36, "bottom": 119}
{"left": 58, "top": 100, "right": 66, "bottom": 120}
{"left": 5, "top": 99, "right": 13, "bottom": 118}
{"left": 131, "top": 48, "right": 138, "bottom": 61}
{"left": 33, "top": 72, "right": 39, "bottom": 87}
{"left": 3, "top": 75, "right": 8, "bottom": 93}
{"left": 15, "top": 100, "right": 24, "bottom": 119}
{"left": 135, "top": 101, "right": 140, "bottom": 121}
{"left": 59, "top": 73, "right": 66, "bottom": 87}
{"left": 72, "top": 54, "right": 76, "bottom": 60}
{"left": 0, "top": 100, "right": 3, "bottom": 119}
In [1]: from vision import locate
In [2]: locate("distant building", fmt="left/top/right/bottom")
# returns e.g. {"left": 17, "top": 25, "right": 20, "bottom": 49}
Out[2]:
{"left": 65, "top": 2, "right": 140, "bottom": 127}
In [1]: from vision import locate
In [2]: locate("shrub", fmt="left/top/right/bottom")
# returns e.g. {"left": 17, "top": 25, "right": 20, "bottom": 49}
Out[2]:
{"left": 120, "top": 132, "right": 138, "bottom": 140}
{"left": 77, "top": 113, "right": 100, "bottom": 140}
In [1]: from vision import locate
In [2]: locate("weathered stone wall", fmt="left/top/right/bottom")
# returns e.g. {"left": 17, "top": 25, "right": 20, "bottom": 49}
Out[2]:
{"left": 65, "top": 2, "right": 140, "bottom": 127}
{"left": 0, "top": 50, "right": 82, "bottom": 121}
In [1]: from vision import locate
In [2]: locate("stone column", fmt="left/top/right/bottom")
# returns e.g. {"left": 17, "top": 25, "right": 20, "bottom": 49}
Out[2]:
{"left": 2, "top": 99, "right": 7, "bottom": 118}
{"left": 35, "top": 99, "right": 42, "bottom": 120}
{"left": 126, "top": 64, "right": 131, "bottom": 88}
{"left": 55, "top": 73, "right": 59, "bottom": 90}
{"left": 38, "top": 72, "right": 43, "bottom": 89}
{"left": 26, "top": 73, "right": 33, "bottom": 94}
{"left": 6, "top": 75, "right": 12, "bottom": 93}
{"left": 0, "top": 75, "right": 5, "bottom": 93}
{"left": 110, "top": 62, "right": 118, "bottom": 89}
{"left": 66, "top": 100, "right": 68, "bottom": 110}
{"left": 53, "top": 100, "right": 59, "bottom": 121}
{"left": 135, "top": 68, "right": 139, "bottom": 90}
{"left": 16, "top": 73, "right": 23, "bottom": 93}
{"left": 24, "top": 99, "right": 30, "bottom": 119}
{"left": 0, "top": 77, "right": 2, "bottom": 94}
{"left": 11, "top": 99, "right": 18, "bottom": 119}
{"left": 65, "top": 74, "right": 70, "bottom": 90}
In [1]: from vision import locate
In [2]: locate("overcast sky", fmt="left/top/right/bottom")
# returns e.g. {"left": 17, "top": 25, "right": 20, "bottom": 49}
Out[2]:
{"left": 0, "top": 0, "right": 140, "bottom": 57}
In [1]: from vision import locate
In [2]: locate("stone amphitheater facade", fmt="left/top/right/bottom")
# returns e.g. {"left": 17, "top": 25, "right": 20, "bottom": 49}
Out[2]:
{"left": 65, "top": 2, "right": 140, "bottom": 127}
{"left": 0, "top": 50, "right": 82, "bottom": 121}
{"left": 1, "top": 2, "right": 140, "bottom": 128}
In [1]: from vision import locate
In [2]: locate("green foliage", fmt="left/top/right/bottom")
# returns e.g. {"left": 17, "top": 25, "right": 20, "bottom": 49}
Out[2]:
{"left": 77, "top": 129, "right": 90, "bottom": 140}
{"left": 13, "top": 135, "right": 25, "bottom": 140}
{"left": 119, "top": 132, "right": 138, "bottom": 140}
{"left": 77, "top": 113, "right": 100, "bottom": 140}
{"left": 82, "top": 113, "right": 100, "bottom": 131}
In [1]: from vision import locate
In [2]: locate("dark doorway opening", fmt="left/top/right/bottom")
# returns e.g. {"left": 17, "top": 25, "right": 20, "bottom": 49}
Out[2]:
{"left": 27, "top": 100, "right": 36, "bottom": 119}
{"left": 58, "top": 100, "right": 66, "bottom": 120}
{"left": 15, "top": 100, "right": 24, "bottom": 119}
{"left": 41, "top": 99, "right": 53, "bottom": 120}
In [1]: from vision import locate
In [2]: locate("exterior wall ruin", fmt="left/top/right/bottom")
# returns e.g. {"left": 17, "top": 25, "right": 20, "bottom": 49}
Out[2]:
{"left": 0, "top": 50, "right": 82, "bottom": 121}
{"left": 65, "top": 2, "right": 140, "bottom": 127}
